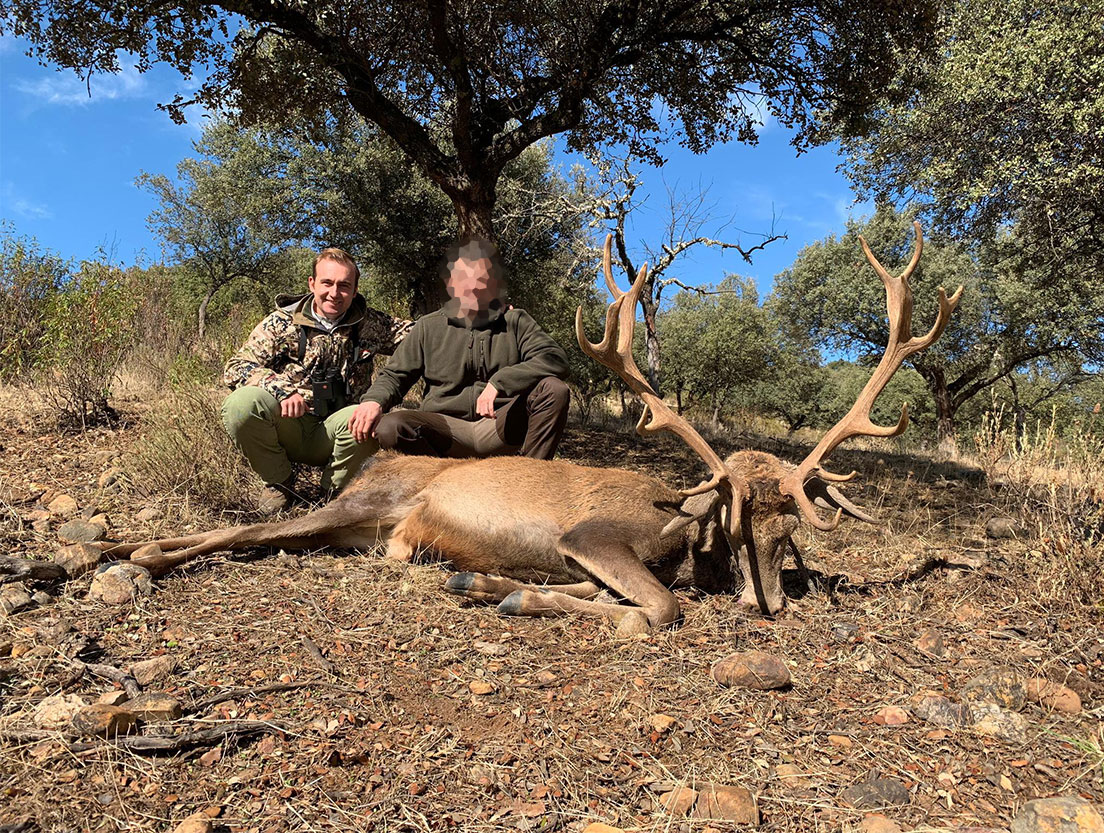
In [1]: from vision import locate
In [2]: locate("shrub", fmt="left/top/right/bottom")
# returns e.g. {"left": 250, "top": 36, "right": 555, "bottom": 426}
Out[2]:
{"left": 0, "top": 227, "right": 68, "bottom": 382}
{"left": 35, "top": 258, "right": 138, "bottom": 430}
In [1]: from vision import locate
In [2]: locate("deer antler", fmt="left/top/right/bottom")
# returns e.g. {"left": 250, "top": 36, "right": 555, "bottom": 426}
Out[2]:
{"left": 779, "top": 222, "right": 963, "bottom": 530}
{"left": 576, "top": 235, "right": 748, "bottom": 538}
{"left": 777, "top": 225, "right": 967, "bottom": 531}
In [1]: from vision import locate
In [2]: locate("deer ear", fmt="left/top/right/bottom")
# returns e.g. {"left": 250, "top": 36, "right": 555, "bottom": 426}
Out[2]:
{"left": 661, "top": 489, "right": 722, "bottom": 538}
{"left": 803, "top": 476, "right": 879, "bottom": 525}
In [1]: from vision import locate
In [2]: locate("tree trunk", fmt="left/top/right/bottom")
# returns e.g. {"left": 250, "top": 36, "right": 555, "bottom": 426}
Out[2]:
{"left": 451, "top": 180, "right": 497, "bottom": 241}
{"left": 927, "top": 366, "right": 958, "bottom": 456}
{"left": 640, "top": 293, "right": 661, "bottom": 393}
{"left": 197, "top": 286, "right": 217, "bottom": 343}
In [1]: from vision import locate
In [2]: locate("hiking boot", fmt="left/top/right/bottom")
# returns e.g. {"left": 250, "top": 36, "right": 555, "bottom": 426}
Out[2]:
{"left": 257, "top": 479, "right": 295, "bottom": 516}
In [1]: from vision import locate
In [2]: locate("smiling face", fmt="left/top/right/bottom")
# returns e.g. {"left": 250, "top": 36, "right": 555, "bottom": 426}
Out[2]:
{"left": 308, "top": 257, "right": 358, "bottom": 320}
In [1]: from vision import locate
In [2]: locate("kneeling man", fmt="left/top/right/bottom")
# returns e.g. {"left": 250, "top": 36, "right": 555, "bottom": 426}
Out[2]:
{"left": 349, "top": 238, "right": 571, "bottom": 460}
{"left": 222, "top": 248, "right": 411, "bottom": 513}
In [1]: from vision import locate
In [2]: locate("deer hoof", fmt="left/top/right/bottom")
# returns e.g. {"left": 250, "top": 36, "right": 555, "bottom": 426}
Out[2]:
{"left": 444, "top": 572, "right": 476, "bottom": 593}
{"left": 497, "top": 590, "right": 525, "bottom": 616}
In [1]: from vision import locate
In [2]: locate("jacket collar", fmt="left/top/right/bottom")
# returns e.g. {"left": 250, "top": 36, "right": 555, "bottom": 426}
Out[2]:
{"left": 275, "top": 292, "right": 369, "bottom": 330}
{"left": 441, "top": 297, "right": 507, "bottom": 330}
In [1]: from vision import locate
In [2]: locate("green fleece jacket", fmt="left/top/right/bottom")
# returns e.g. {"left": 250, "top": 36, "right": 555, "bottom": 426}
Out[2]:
{"left": 361, "top": 307, "right": 569, "bottom": 420}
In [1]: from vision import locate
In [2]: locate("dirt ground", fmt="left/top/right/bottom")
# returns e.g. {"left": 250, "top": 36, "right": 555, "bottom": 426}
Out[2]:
{"left": 1, "top": 400, "right": 1102, "bottom": 833}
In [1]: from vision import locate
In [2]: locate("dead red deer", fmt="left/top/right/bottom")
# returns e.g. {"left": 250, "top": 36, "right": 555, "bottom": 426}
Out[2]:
{"left": 85, "top": 225, "right": 961, "bottom": 626}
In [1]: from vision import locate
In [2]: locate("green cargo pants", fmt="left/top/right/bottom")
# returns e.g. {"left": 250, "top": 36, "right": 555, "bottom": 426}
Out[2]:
{"left": 221, "top": 386, "right": 378, "bottom": 492}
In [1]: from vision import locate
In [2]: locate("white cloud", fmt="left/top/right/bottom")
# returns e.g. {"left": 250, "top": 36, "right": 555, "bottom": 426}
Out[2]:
{"left": 1, "top": 182, "right": 53, "bottom": 220}
{"left": 13, "top": 63, "right": 146, "bottom": 106}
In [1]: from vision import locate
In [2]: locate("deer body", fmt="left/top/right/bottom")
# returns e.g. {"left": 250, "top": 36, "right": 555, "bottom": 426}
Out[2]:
{"left": 84, "top": 225, "right": 960, "bottom": 629}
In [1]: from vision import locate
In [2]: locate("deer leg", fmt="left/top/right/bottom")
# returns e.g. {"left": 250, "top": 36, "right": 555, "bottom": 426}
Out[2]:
{"left": 497, "top": 525, "right": 681, "bottom": 628}
{"left": 444, "top": 573, "right": 599, "bottom": 604}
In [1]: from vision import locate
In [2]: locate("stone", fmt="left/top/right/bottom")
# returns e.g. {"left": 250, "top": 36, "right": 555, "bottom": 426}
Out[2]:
{"left": 860, "top": 814, "right": 904, "bottom": 833}
{"left": 711, "top": 651, "right": 791, "bottom": 690}
{"left": 875, "top": 706, "right": 911, "bottom": 726}
{"left": 136, "top": 506, "right": 163, "bottom": 523}
{"left": 88, "top": 562, "right": 153, "bottom": 605}
{"left": 131, "top": 655, "right": 176, "bottom": 686}
{"left": 969, "top": 703, "right": 1030, "bottom": 744}
{"left": 56, "top": 520, "right": 106, "bottom": 544}
{"left": 910, "top": 693, "right": 971, "bottom": 727}
{"left": 97, "top": 468, "right": 122, "bottom": 489}
{"left": 1024, "top": 678, "right": 1082, "bottom": 714}
{"left": 54, "top": 543, "right": 104, "bottom": 578}
{"left": 915, "top": 628, "right": 947, "bottom": 657}
{"left": 88, "top": 513, "right": 110, "bottom": 529}
{"left": 31, "top": 591, "right": 52, "bottom": 606}
{"left": 986, "top": 516, "right": 1024, "bottom": 539}
{"left": 32, "top": 518, "right": 52, "bottom": 535}
{"left": 33, "top": 694, "right": 87, "bottom": 729}
{"left": 615, "top": 610, "right": 651, "bottom": 638}
{"left": 1010, "top": 797, "right": 1104, "bottom": 833}
{"left": 125, "top": 693, "right": 182, "bottom": 722}
{"left": 469, "top": 680, "right": 495, "bottom": 695}
{"left": 97, "top": 691, "right": 129, "bottom": 706}
{"left": 71, "top": 705, "right": 137, "bottom": 738}
{"left": 658, "top": 787, "right": 698, "bottom": 815}
{"left": 832, "top": 622, "right": 860, "bottom": 643}
{"left": 841, "top": 779, "right": 911, "bottom": 809}
{"left": 962, "top": 668, "right": 1026, "bottom": 711}
{"left": 170, "top": 808, "right": 221, "bottom": 833}
{"left": 1, "top": 585, "right": 34, "bottom": 616}
{"left": 693, "top": 784, "right": 758, "bottom": 823}
{"left": 132, "top": 543, "right": 163, "bottom": 561}
{"left": 775, "top": 764, "right": 811, "bottom": 790}
{"left": 47, "top": 494, "right": 80, "bottom": 518}
{"left": 582, "top": 825, "right": 625, "bottom": 833}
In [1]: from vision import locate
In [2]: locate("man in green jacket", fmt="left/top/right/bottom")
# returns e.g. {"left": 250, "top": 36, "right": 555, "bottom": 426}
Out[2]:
{"left": 222, "top": 248, "right": 411, "bottom": 513}
{"left": 348, "top": 238, "right": 571, "bottom": 460}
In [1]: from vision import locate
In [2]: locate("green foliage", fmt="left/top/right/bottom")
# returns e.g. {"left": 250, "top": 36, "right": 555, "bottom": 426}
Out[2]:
{"left": 659, "top": 275, "right": 771, "bottom": 420}
{"left": 821, "top": 361, "right": 935, "bottom": 441}
{"left": 3, "top": 0, "right": 939, "bottom": 233}
{"left": 0, "top": 226, "right": 69, "bottom": 382}
{"left": 35, "top": 259, "right": 138, "bottom": 429}
{"left": 844, "top": 0, "right": 1104, "bottom": 275}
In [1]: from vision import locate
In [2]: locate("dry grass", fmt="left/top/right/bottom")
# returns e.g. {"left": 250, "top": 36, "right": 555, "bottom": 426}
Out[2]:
{"left": 1, "top": 386, "right": 1102, "bottom": 832}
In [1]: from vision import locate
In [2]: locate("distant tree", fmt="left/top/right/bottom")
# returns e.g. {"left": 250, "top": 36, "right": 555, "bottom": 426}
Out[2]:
{"left": 4, "top": 0, "right": 938, "bottom": 237}
{"left": 843, "top": 0, "right": 1104, "bottom": 282}
{"left": 137, "top": 121, "right": 314, "bottom": 340}
{"left": 754, "top": 328, "right": 828, "bottom": 435}
{"left": 821, "top": 360, "right": 935, "bottom": 441}
{"left": 770, "top": 206, "right": 1091, "bottom": 452}
{"left": 659, "top": 275, "right": 770, "bottom": 425}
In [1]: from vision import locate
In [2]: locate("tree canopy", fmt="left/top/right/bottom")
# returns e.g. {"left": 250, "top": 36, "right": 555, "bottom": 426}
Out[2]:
{"left": 842, "top": 0, "right": 1104, "bottom": 274}
{"left": 3, "top": 0, "right": 938, "bottom": 235}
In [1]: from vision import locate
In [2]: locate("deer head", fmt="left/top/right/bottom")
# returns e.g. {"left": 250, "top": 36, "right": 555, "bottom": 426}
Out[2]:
{"left": 578, "top": 226, "right": 963, "bottom": 614}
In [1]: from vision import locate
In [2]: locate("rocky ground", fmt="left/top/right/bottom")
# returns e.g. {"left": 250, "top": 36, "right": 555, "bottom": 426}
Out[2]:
{"left": 0, "top": 401, "right": 1102, "bottom": 833}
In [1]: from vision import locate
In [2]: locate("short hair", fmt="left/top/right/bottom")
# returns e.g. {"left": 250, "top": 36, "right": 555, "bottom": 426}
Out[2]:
{"left": 312, "top": 248, "right": 360, "bottom": 284}
{"left": 439, "top": 236, "right": 505, "bottom": 283}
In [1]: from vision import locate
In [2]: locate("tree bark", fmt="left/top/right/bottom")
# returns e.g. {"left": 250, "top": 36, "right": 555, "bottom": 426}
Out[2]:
{"left": 926, "top": 366, "right": 958, "bottom": 456}
{"left": 197, "top": 286, "right": 217, "bottom": 342}
{"left": 640, "top": 293, "right": 662, "bottom": 393}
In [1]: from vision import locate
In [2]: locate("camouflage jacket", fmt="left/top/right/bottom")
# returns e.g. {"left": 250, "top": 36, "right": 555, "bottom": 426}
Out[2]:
{"left": 222, "top": 293, "right": 412, "bottom": 411}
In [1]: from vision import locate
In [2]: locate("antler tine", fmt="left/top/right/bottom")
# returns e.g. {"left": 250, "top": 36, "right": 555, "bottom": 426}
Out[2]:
{"left": 779, "top": 222, "right": 963, "bottom": 530}
{"left": 576, "top": 234, "right": 747, "bottom": 537}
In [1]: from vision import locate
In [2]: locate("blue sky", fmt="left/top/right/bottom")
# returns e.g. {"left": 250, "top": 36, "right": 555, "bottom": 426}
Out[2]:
{"left": 1, "top": 39, "right": 871, "bottom": 300}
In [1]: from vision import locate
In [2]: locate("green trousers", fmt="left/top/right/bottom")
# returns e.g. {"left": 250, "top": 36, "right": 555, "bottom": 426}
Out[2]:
{"left": 221, "top": 387, "right": 378, "bottom": 492}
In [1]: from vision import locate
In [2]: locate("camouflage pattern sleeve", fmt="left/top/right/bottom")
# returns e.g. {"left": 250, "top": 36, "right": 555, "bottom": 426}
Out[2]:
{"left": 221, "top": 312, "right": 302, "bottom": 402}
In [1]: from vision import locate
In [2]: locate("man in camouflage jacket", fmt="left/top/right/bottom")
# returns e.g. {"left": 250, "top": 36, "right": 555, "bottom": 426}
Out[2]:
{"left": 222, "top": 248, "right": 411, "bottom": 513}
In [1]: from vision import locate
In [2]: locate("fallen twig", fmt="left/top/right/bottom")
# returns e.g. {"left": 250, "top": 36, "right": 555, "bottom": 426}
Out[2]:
{"left": 300, "top": 635, "right": 338, "bottom": 675}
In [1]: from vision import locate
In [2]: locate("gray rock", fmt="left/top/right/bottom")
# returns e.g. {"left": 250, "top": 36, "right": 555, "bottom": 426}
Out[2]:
{"left": 31, "top": 591, "right": 52, "bottom": 606}
{"left": 88, "top": 562, "right": 153, "bottom": 605}
{"left": 1, "top": 585, "right": 34, "bottom": 616}
{"left": 131, "top": 655, "right": 176, "bottom": 686}
{"left": 54, "top": 543, "right": 104, "bottom": 578}
{"left": 32, "top": 693, "right": 86, "bottom": 729}
{"left": 986, "top": 516, "right": 1024, "bottom": 540}
{"left": 136, "top": 506, "right": 163, "bottom": 523}
{"left": 56, "top": 520, "right": 106, "bottom": 544}
{"left": 46, "top": 493, "right": 79, "bottom": 518}
{"left": 910, "top": 693, "right": 971, "bottom": 727}
{"left": 962, "top": 668, "right": 1026, "bottom": 710}
{"left": 832, "top": 622, "right": 860, "bottom": 643}
{"left": 1010, "top": 796, "right": 1104, "bottom": 833}
{"left": 712, "top": 651, "right": 791, "bottom": 690}
{"left": 969, "top": 703, "right": 1030, "bottom": 744}
{"left": 841, "top": 778, "right": 911, "bottom": 809}
{"left": 915, "top": 627, "right": 947, "bottom": 657}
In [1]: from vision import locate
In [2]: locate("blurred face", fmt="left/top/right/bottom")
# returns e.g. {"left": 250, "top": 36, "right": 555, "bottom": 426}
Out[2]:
{"left": 447, "top": 257, "right": 499, "bottom": 316}
{"left": 309, "top": 258, "right": 357, "bottom": 320}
